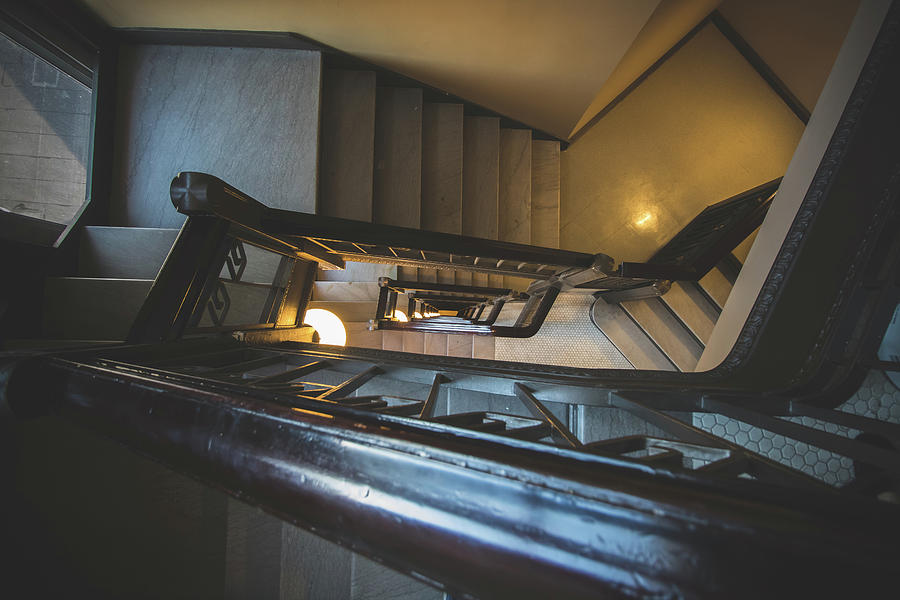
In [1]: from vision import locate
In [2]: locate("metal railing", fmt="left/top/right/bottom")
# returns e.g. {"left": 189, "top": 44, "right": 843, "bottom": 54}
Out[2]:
{"left": 6, "top": 5, "right": 900, "bottom": 594}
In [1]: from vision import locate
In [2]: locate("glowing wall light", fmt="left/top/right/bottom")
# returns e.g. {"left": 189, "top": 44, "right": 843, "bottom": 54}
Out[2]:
{"left": 393, "top": 310, "right": 409, "bottom": 322}
{"left": 413, "top": 311, "right": 423, "bottom": 319}
{"left": 302, "top": 308, "right": 347, "bottom": 346}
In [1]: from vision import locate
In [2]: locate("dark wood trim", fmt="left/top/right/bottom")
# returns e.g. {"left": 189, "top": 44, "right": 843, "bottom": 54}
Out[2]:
{"left": 569, "top": 14, "right": 711, "bottom": 143}
{"left": 710, "top": 10, "right": 811, "bottom": 124}
{"left": 112, "top": 27, "right": 569, "bottom": 148}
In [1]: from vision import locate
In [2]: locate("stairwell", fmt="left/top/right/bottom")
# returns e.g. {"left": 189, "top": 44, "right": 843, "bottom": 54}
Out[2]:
{"left": 36, "top": 52, "right": 760, "bottom": 370}
{"left": 26, "top": 33, "right": 766, "bottom": 600}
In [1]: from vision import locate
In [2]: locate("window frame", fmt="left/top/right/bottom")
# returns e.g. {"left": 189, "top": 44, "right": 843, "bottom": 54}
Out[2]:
{"left": 0, "top": 0, "right": 107, "bottom": 248}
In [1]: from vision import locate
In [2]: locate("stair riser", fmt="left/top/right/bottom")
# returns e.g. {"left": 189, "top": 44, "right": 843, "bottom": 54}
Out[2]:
{"left": 45, "top": 278, "right": 290, "bottom": 340}
{"left": 79, "top": 227, "right": 178, "bottom": 279}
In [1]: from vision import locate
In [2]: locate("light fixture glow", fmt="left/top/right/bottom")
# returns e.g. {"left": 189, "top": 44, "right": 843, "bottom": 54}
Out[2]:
{"left": 413, "top": 311, "right": 423, "bottom": 319}
{"left": 302, "top": 309, "right": 346, "bottom": 346}
{"left": 393, "top": 310, "right": 409, "bottom": 322}
{"left": 633, "top": 211, "right": 654, "bottom": 228}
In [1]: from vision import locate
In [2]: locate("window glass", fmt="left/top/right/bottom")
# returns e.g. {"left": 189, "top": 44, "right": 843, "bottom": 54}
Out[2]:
{"left": 0, "top": 31, "right": 92, "bottom": 225}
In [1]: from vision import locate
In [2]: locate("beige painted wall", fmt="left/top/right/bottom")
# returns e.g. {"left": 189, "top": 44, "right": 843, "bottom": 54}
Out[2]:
{"left": 560, "top": 23, "right": 805, "bottom": 263}
{"left": 83, "top": 0, "right": 659, "bottom": 139}
{"left": 697, "top": 0, "right": 891, "bottom": 371}
{"left": 569, "top": 0, "right": 721, "bottom": 137}
{"left": 718, "top": 0, "right": 862, "bottom": 112}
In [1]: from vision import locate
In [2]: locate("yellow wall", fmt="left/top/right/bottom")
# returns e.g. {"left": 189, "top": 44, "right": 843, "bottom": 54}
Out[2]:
{"left": 569, "top": 0, "right": 721, "bottom": 137}
{"left": 560, "top": 23, "right": 805, "bottom": 263}
{"left": 83, "top": 0, "right": 660, "bottom": 139}
{"left": 718, "top": 0, "right": 861, "bottom": 112}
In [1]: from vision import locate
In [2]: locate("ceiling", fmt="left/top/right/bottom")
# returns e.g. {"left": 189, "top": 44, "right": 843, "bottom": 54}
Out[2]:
{"left": 81, "top": 0, "right": 862, "bottom": 141}
{"left": 82, "top": 0, "right": 661, "bottom": 139}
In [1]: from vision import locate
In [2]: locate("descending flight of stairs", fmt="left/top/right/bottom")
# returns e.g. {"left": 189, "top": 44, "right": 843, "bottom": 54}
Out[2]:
{"left": 312, "top": 68, "right": 562, "bottom": 361}
{"left": 11, "top": 42, "right": 770, "bottom": 600}
{"left": 592, "top": 252, "right": 749, "bottom": 371}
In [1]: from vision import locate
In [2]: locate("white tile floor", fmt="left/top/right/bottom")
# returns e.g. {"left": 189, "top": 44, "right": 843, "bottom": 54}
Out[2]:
{"left": 695, "top": 370, "right": 900, "bottom": 486}
{"left": 495, "top": 292, "right": 632, "bottom": 369}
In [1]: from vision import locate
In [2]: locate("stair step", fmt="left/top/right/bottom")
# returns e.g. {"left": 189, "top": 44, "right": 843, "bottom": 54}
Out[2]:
{"left": 455, "top": 271, "right": 473, "bottom": 286}
{"left": 401, "top": 331, "right": 425, "bottom": 354}
{"left": 395, "top": 266, "right": 417, "bottom": 281}
{"left": 424, "top": 332, "right": 449, "bottom": 355}
{"left": 381, "top": 330, "right": 404, "bottom": 352}
{"left": 447, "top": 334, "right": 474, "bottom": 358}
{"left": 312, "top": 281, "right": 380, "bottom": 302}
{"left": 590, "top": 300, "right": 676, "bottom": 371}
{"left": 417, "top": 268, "right": 437, "bottom": 284}
{"left": 421, "top": 102, "right": 463, "bottom": 235}
{"left": 45, "top": 276, "right": 299, "bottom": 341}
{"left": 373, "top": 87, "right": 422, "bottom": 229}
{"left": 530, "top": 140, "right": 560, "bottom": 249}
{"left": 462, "top": 116, "right": 500, "bottom": 289}
{"left": 344, "top": 322, "right": 382, "bottom": 349}
{"left": 473, "top": 335, "right": 496, "bottom": 360}
{"left": 498, "top": 129, "right": 532, "bottom": 290}
{"left": 319, "top": 69, "right": 377, "bottom": 222}
{"left": 307, "top": 301, "right": 376, "bottom": 323}
{"left": 44, "top": 277, "right": 152, "bottom": 340}
{"left": 79, "top": 226, "right": 178, "bottom": 278}
{"left": 620, "top": 299, "right": 703, "bottom": 372}
{"left": 732, "top": 227, "right": 759, "bottom": 264}
{"left": 317, "top": 261, "right": 397, "bottom": 282}
{"left": 660, "top": 282, "right": 718, "bottom": 345}
{"left": 698, "top": 266, "right": 733, "bottom": 311}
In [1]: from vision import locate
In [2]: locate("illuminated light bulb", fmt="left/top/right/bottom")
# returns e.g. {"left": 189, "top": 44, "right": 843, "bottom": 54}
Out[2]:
{"left": 302, "top": 309, "right": 347, "bottom": 346}
{"left": 393, "top": 310, "right": 409, "bottom": 322}
{"left": 413, "top": 311, "right": 423, "bottom": 319}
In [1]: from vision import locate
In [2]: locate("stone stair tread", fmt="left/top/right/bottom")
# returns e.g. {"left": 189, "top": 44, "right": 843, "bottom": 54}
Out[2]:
{"left": 462, "top": 116, "right": 501, "bottom": 290}
{"left": 344, "top": 321, "right": 383, "bottom": 349}
{"left": 424, "top": 332, "right": 449, "bottom": 355}
{"left": 620, "top": 298, "right": 703, "bottom": 372}
{"left": 79, "top": 226, "right": 178, "bottom": 279}
{"left": 421, "top": 102, "right": 463, "bottom": 235}
{"left": 732, "top": 227, "right": 759, "bottom": 264}
{"left": 698, "top": 266, "right": 733, "bottom": 310}
{"left": 498, "top": 128, "right": 532, "bottom": 289}
{"left": 43, "top": 277, "right": 152, "bottom": 340}
{"left": 312, "top": 281, "right": 381, "bottom": 302}
{"left": 381, "top": 330, "right": 404, "bottom": 352}
{"left": 660, "top": 282, "right": 718, "bottom": 345}
{"left": 319, "top": 69, "right": 376, "bottom": 222}
{"left": 472, "top": 335, "right": 496, "bottom": 360}
{"left": 530, "top": 140, "right": 560, "bottom": 249}
{"left": 373, "top": 87, "right": 422, "bottom": 229}
{"left": 590, "top": 300, "right": 676, "bottom": 371}
{"left": 401, "top": 331, "right": 426, "bottom": 354}
{"left": 318, "top": 262, "right": 397, "bottom": 282}
{"left": 447, "top": 335, "right": 474, "bottom": 358}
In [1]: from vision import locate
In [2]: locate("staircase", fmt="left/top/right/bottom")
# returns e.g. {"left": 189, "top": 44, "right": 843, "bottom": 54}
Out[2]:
{"left": 35, "top": 63, "right": 761, "bottom": 374}
{"left": 591, "top": 251, "right": 748, "bottom": 371}
{"left": 24, "top": 41, "right": 767, "bottom": 600}
{"left": 313, "top": 68, "right": 562, "bottom": 361}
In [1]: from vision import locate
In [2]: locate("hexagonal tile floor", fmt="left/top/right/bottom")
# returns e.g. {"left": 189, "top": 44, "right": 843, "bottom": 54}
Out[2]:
{"left": 693, "top": 370, "right": 900, "bottom": 486}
